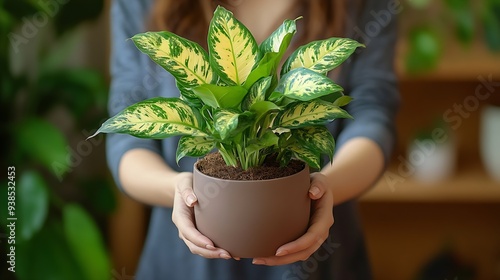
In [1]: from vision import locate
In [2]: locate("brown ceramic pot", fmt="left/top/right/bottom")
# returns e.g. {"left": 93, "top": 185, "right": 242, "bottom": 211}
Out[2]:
{"left": 193, "top": 162, "right": 311, "bottom": 258}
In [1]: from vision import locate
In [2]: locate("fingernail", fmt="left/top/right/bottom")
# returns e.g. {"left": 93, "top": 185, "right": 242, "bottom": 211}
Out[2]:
{"left": 205, "top": 244, "right": 216, "bottom": 250}
{"left": 309, "top": 186, "right": 320, "bottom": 196}
{"left": 234, "top": 257, "right": 241, "bottom": 261}
{"left": 252, "top": 259, "right": 266, "bottom": 265}
{"left": 275, "top": 250, "right": 288, "bottom": 257}
{"left": 187, "top": 194, "right": 196, "bottom": 206}
{"left": 220, "top": 253, "right": 231, "bottom": 259}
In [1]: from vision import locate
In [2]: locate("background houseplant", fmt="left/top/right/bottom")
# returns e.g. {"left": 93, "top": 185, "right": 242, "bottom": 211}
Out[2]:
{"left": 1, "top": 1, "right": 114, "bottom": 279}
{"left": 93, "top": 6, "right": 362, "bottom": 257}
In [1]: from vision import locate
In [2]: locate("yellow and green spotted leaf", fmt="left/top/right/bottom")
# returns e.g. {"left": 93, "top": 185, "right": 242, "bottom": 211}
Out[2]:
{"left": 208, "top": 6, "right": 260, "bottom": 85}
{"left": 292, "top": 126, "right": 335, "bottom": 161}
{"left": 95, "top": 98, "right": 206, "bottom": 139}
{"left": 288, "top": 143, "right": 321, "bottom": 169}
{"left": 276, "top": 68, "right": 343, "bottom": 101}
{"left": 273, "top": 100, "right": 352, "bottom": 129}
{"left": 132, "top": 31, "right": 215, "bottom": 87}
{"left": 214, "top": 109, "right": 254, "bottom": 140}
{"left": 260, "top": 18, "right": 298, "bottom": 54}
{"left": 176, "top": 136, "right": 215, "bottom": 163}
{"left": 242, "top": 76, "right": 272, "bottom": 110}
{"left": 282, "top": 38, "right": 364, "bottom": 75}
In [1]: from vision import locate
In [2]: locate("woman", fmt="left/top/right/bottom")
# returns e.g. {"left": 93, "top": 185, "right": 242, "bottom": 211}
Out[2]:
{"left": 107, "top": 0, "right": 400, "bottom": 279}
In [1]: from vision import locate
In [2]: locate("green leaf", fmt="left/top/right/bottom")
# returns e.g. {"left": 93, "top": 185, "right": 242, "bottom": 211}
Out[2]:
{"left": 192, "top": 84, "right": 248, "bottom": 109}
{"left": 176, "top": 136, "right": 215, "bottom": 163}
{"left": 405, "top": 27, "right": 442, "bottom": 74}
{"left": 214, "top": 109, "right": 254, "bottom": 140}
{"left": 249, "top": 101, "right": 281, "bottom": 123}
{"left": 208, "top": 6, "right": 260, "bottom": 85}
{"left": 289, "top": 143, "right": 321, "bottom": 169}
{"left": 17, "top": 222, "right": 85, "bottom": 280}
{"left": 243, "top": 52, "right": 279, "bottom": 89}
{"left": 243, "top": 76, "right": 273, "bottom": 110}
{"left": 63, "top": 204, "right": 111, "bottom": 280}
{"left": 18, "top": 170, "right": 49, "bottom": 241}
{"left": 273, "top": 100, "right": 352, "bottom": 129}
{"left": 292, "top": 127, "right": 335, "bottom": 161}
{"left": 483, "top": 2, "right": 500, "bottom": 51}
{"left": 282, "top": 37, "right": 364, "bottom": 75}
{"left": 16, "top": 119, "right": 70, "bottom": 176}
{"left": 276, "top": 67, "right": 343, "bottom": 101}
{"left": 132, "top": 31, "right": 215, "bottom": 88}
{"left": 94, "top": 97, "right": 206, "bottom": 139}
{"left": 332, "top": 95, "right": 353, "bottom": 107}
{"left": 246, "top": 130, "right": 279, "bottom": 154}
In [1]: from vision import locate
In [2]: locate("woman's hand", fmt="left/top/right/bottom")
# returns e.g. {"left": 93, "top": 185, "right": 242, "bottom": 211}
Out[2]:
{"left": 252, "top": 172, "right": 334, "bottom": 266}
{"left": 171, "top": 172, "right": 234, "bottom": 260}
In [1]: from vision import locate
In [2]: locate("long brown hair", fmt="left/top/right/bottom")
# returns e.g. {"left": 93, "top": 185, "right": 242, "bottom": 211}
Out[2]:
{"left": 148, "top": 0, "right": 346, "bottom": 48}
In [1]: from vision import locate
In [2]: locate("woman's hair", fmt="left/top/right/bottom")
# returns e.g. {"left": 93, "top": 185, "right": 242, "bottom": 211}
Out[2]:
{"left": 148, "top": 0, "right": 346, "bottom": 48}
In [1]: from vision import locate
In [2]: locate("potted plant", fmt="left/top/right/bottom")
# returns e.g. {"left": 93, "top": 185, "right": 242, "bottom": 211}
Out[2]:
{"left": 92, "top": 6, "right": 363, "bottom": 257}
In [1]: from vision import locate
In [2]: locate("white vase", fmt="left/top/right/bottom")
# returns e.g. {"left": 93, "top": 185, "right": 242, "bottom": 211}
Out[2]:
{"left": 408, "top": 137, "right": 456, "bottom": 184}
{"left": 480, "top": 105, "right": 500, "bottom": 182}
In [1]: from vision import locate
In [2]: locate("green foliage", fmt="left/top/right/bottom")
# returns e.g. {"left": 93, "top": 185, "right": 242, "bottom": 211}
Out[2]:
{"left": 95, "top": 6, "right": 363, "bottom": 170}
{"left": 1, "top": 1, "right": 113, "bottom": 279}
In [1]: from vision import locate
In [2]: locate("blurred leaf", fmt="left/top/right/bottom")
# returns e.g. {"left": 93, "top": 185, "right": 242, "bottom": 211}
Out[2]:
{"left": 36, "top": 68, "right": 108, "bottom": 118}
{"left": 54, "top": 0, "right": 104, "bottom": 34}
{"left": 405, "top": 27, "right": 442, "bottom": 74}
{"left": 17, "top": 221, "right": 85, "bottom": 280}
{"left": 81, "top": 178, "right": 117, "bottom": 214}
{"left": 17, "top": 170, "right": 49, "bottom": 241}
{"left": 483, "top": 0, "right": 500, "bottom": 51}
{"left": 63, "top": 204, "right": 111, "bottom": 280}
{"left": 0, "top": 181, "right": 8, "bottom": 227}
{"left": 16, "top": 119, "right": 70, "bottom": 176}
{"left": 3, "top": 0, "right": 39, "bottom": 20}
{"left": 407, "top": 0, "right": 431, "bottom": 9}
{"left": 445, "top": 0, "right": 474, "bottom": 46}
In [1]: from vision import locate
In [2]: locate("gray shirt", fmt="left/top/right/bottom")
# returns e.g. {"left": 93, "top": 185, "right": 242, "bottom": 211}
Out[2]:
{"left": 106, "top": 0, "right": 400, "bottom": 279}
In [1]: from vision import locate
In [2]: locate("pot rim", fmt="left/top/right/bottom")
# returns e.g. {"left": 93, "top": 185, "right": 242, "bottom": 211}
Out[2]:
{"left": 193, "top": 160, "right": 309, "bottom": 183}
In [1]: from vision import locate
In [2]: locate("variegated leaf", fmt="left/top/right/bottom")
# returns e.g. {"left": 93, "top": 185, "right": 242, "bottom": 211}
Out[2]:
{"left": 246, "top": 130, "right": 279, "bottom": 154}
{"left": 214, "top": 110, "right": 254, "bottom": 140}
{"left": 276, "top": 68, "right": 343, "bottom": 101}
{"left": 243, "top": 52, "right": 279, "bottom": 89}
{"left": 273, "top": 100, "right": 352, "bottom": 129}
{"left": 288, "top": 143, "right": 321, "bottom": 169}
{"left": 132, "top": 32, "right": 215, "bottom": 87}
{"left": 176, "top": 136, "right": 215, "bottom": 163}
{"left": 292, "top": 127, "right": 335, "bottom": 161}
{"left": 208, "top": 6, "right": 260, "bottom": 85}
{"left": 260, "top": 18, "right": 298, "bottom": 54}
{"left": 282, "top": 38, "right": 364, "bottom": 75}
{"left": 95, "top": 98, "right": 206, "bottom": 139}
{"left": 242, "top": 76, "right": 272, "bottom": 110}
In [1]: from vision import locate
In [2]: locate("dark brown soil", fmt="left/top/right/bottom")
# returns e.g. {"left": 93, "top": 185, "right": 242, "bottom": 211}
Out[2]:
{"left": 196, "top": 152, "right": 305, "bottom": 180}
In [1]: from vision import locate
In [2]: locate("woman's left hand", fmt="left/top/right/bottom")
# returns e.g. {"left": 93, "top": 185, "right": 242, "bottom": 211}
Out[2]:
{"left": 252, "top": 172, "right": 334, "bottom": 266}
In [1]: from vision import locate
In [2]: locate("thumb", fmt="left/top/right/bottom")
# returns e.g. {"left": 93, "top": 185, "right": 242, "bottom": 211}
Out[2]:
{"left": 176, "top": 172, "right": 197, "bottom": 207}
{"left": 309, "top": 172, "right": 327, "bottom": 199}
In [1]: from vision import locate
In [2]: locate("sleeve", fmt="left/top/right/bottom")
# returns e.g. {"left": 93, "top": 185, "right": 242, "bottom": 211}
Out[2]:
{"left": 336, "top": 0, "right": 401, "bottom": 165}
{"left": 106, "top": 0, "right": 161, "bottom": 192}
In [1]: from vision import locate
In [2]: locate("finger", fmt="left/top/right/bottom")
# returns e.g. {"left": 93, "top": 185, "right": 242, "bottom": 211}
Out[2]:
{"left": 173, "top": 207, "right": 215, "bottom": 250}
{"left": 183, "top": 239, "right": 232, "bottom": 259}
{"left": 253, "top": 245, "right": 318, "bottom": 266}
{"left": 176, "top": 173, "right": 197, "bottom": 207}
{"left": 309, "top": 172, "right": 328, "bottom": 200}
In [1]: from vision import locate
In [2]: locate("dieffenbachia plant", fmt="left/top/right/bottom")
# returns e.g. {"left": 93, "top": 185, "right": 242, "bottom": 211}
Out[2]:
{"left": 93, "top": 6, "right": 364, "bottom": 170}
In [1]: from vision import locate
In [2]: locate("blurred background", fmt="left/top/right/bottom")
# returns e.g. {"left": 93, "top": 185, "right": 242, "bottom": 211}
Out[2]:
{"left": 0, "top": 0, "right": 499, "bottom": 279}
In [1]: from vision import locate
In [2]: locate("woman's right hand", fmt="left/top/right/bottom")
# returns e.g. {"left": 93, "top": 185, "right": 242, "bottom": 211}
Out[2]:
{"left": 171, "top": 172, "right": 234, "bottom": 260}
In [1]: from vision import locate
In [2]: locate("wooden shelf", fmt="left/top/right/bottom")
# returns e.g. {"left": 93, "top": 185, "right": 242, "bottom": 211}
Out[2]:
{"left": 395, "top": 39, "right": 500, "bottom": 81}
{"left": 360, "top": 165, "right": 500, "bottom": 203}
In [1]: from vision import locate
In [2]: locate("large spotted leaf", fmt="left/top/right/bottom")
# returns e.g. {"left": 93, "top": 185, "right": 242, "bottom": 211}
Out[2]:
{"left": 208, "top": 6, "right": 260, "bottom": 85}
{"left": 276, "top": 68, "right": 343, "bottom": 101}
{"left": 281, "top": 38, "right": 364, "bottom": 75}
{"left": 288, "top": 143, "right": 321, "bottom": 170}
{"left": 176, "top": 136, "right": 215, "bottom": 163}
{"left": 132, "top": 31, "right": 215, "bottom": 87}
{"left": 94, "top": 98, "right": 206, "bottom": 139}
{"left": 292, "top": 126, "right": 335, "bottom": 161}
{"left": 260, "top": 18, "right": 298, "bottom": 54}
{"left": 242, "top": 76, "right": 272, "bottom": 110}
{"left": 273, "top": 100, "right": 352, "bottom": 129}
